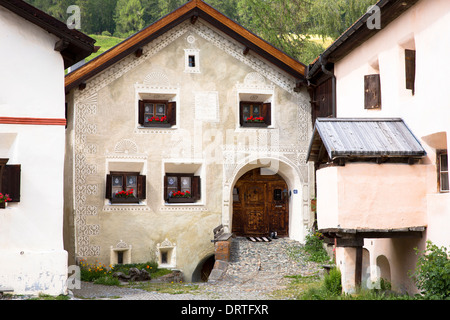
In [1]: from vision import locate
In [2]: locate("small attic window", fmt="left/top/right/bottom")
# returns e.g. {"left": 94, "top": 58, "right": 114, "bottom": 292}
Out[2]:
{"left": 188, "top": 55, "right": 196, "bottom": 67}
{"left": 184, "top": 49, "right": 200, "bottom": 73}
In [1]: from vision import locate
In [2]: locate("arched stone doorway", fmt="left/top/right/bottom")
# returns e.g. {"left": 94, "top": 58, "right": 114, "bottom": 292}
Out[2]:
{"left": 191, "top": 254, "right": 215, "bottom": 282}
{"left": 231, "top": 168, "right": 289, "bottom": 237}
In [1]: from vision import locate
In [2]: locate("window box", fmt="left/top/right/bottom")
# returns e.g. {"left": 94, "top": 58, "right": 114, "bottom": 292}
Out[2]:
{"left": 243, "top": 122, "right": 268, "bottom": 128}
{"left": 144, "top": 122, "right": 172, "bottom": 128}
{"left": 110, "top": 197, "right": 140, "bottom": 204}
{"left": 167, "top": 197, "right": 196, "bottom": 203}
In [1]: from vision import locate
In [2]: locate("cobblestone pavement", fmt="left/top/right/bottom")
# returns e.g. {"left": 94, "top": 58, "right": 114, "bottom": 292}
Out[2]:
{"left": 71, "top": 237, "right": 323, "bottom": 300}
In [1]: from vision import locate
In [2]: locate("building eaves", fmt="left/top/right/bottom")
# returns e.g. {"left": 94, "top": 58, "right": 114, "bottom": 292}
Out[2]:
{"left": 0, "top": 0, "right": 96, "bottom": 69}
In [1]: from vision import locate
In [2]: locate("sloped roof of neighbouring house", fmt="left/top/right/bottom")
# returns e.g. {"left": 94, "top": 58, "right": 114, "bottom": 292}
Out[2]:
{"left": 307, "top": 118, "right": 426, "bottom": 163}
{"left": 0, "top": 0, "right": 96, "bottom": 68}
{"left": 307, "top": 0, "right": 420, "bottom": 82}
{"left": 64, "top": 0, "right": 307, "bottom": 93}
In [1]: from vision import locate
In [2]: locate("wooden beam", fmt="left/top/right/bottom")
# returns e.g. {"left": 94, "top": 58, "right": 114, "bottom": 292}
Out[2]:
{"left": 243, "top": 47, "right": 250, "bottom": 55}
{"left": 355, "top": 246, "right": 363, "bottom": 288}
{"left": 135, "top": 48, "right": 143, "bottom": 57}
{"left": 78, "top": 82, "right": 86, "bottom": 91}
{"left": 191, "top": 14, "right": 198, "bottom": 24}
{"left": 54, "top": 39, "right": 69, "bottom": 52}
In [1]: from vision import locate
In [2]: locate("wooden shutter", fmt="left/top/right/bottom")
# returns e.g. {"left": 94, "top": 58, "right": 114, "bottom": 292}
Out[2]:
{"left": 2, "top": 165, "right": 21, "bottom": 202}
{"left": 167, "top": 101, "right": 176, "bottom": 126}
{"left": 105, "top": 174, "right": 112, "bottom": 200}
{"left": 405, "top": 49, "right": 416, "bottom": 94}
{"left": 239, "top": 102, "right": 244, "bottom": 126}
{"left": 138, "top": 100, "right": 145, "bottom": 125}
{"left": 262, "top": 103, "right": 271, "bottom": 125}
{"left": 163, "top": 175, "right": 168, "bottom": 201}
{"left": 313, "top": 77, "right": 334, "bottom": 122}
{"left": 192, "top": 176, "right": 201, "bottom": 201}
{"left": 137, "top": 175, "right": 146, "bottom": 199}
{"left": 364, "top": 74, "right": 381, "bottom": 109}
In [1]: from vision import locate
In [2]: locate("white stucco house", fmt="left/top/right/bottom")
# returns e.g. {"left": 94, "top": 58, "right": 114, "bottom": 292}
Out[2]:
{"left": 0, "top": 0, "right": 95, "bottom": 295}
{"left": 307, "top": 0, "right": 450, "bottom": 294}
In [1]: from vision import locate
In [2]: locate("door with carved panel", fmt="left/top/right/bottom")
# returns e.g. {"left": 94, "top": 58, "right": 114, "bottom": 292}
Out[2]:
{"left": 232, "top": 169, "right": 289, "bottom": 237}
{"left": 242, "top": 182, "right": 267, "bottom": 235}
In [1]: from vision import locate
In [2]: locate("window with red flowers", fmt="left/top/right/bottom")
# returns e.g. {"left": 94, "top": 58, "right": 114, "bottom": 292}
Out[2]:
{"left": 0, "top": 158, "right": 20, "bottom": 208}
{"left": 138, "top": 100, "right": 176, "bottom": 127}
{"left": 105, "top": 172, "right": 146, "bottom": 203}
{"left": 239, "top": 101, "right": 271, "bottom": 127}
{"left": 164, "top": 173, "right": 201, "bottom": 203}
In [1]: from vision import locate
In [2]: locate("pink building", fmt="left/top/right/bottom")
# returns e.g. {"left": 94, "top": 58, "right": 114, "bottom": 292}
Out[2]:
{"left": 306, "top": 0, "right": 449, "bottom": 294}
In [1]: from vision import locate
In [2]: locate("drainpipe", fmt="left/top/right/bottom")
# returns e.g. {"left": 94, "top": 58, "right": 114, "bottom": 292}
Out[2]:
{"left": 318, "top": 54, "right": 336, "bottom": 118}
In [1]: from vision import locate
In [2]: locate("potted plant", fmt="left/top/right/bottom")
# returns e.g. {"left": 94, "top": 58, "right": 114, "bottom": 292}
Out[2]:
{"left": 0, "top": 193, "right": 11, "bottom": 209}
{"left": 244, "top": 116, "right": 267, "bottom": 127}
{"left": 111, "top": 189, "right": 139, "bottom": 204}
{"left": 167, "top": 190, "right": 195, "bottom": 203}
{"left": 145, "top": 115, "right": 171, "bottom": 127}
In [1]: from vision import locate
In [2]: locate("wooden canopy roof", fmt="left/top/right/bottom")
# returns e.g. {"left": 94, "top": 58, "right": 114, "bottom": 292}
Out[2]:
{"left": 65, "top": 0, "right": 306, "bottom": 93}
{"left": 307, "top": 118, "right": 426, "bottom": 164}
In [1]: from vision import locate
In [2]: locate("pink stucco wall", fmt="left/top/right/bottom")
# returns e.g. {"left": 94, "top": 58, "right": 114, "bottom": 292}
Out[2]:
{"left": 317, "top": 163, "right": 434, "bottom": 230}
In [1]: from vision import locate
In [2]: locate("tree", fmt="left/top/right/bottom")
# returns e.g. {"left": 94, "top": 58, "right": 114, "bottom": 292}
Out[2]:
{"left": 157, "top": 0, "right": 185, "bottom": 17}
{"left": 308, "top": 0, "right": 377, "bottom": 39}
{"left": 114, "top": 0, "right": 145, "bottom": 37}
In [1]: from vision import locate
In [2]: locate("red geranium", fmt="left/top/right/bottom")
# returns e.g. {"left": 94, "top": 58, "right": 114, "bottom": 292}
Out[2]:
{"left": 245, "top": 116, "right": 264, "bottom": 123}
{"left": 114, "top": 189, "right": 135, "bottom": 198}
{"left": 0, "top": 193, "right": 12, "bottom": 204}
{"left": 170, "top": 190, "right": 192, "bottom": 198}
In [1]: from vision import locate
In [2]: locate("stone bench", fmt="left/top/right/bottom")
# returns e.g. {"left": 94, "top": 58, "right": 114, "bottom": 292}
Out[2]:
{"left": 211, "top": 224, "right": 232, "bottom": 243}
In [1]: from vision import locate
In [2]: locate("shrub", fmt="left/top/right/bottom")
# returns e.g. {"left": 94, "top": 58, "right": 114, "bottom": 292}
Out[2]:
{"left": 304, "top": 231, "right": 331, "bottom": 263}
{"left": 410, "top": 241, "right": 450, "bottom": 299}
{"left": 324, "top": 267, "right": 342, "bottom": 296}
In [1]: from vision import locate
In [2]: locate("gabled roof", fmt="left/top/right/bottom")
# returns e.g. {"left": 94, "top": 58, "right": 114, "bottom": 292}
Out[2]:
{"left": 307, "top": 118, "right": 426, "bottom": 163}
{"left": 64, "top": 0, "right": 306, "bottom": 93}
{"left": 0, "top": 0, "right": 96, "bottom": 68}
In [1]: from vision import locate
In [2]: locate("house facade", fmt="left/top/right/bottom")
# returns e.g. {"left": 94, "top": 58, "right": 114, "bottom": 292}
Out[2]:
{"left": 307, "top": 0, "right": 450, "bottom": 294}
{"left": 0, "top": 0, "right": 95, "bottom": 295}
{"left": 64, "top": 0, "right": 314, "bottom": 281}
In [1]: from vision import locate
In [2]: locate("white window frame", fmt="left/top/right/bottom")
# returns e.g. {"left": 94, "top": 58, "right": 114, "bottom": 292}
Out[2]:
{"left": 184, "top": 49, "right": 200, "bottom": 73}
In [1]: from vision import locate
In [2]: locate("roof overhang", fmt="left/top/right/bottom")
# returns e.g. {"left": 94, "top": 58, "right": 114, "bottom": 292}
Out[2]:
{"left": 64, "top": 0, "right": 306, "bottom": 94}
{"left": 307, "top": 118, "right": 426, "bottom": 164}
{"left": 307, "top": 0, "right": 420, "bottom": 82}
{"left": 0, "top": 0, "right": 96, "bottom": 69}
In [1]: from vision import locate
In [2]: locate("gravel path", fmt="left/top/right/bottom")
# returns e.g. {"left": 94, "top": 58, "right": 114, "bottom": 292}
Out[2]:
{"left": 71, "top": 237, "right": 323, "bottom": 300}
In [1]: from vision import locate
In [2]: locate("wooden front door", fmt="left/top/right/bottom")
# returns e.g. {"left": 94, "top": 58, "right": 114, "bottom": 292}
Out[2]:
{"left": 232, "top": 169, "right": 289, "bottom": 237}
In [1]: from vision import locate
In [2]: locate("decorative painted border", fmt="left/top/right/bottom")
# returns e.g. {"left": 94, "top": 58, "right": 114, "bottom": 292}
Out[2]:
{"left": 0, "top": 117, "right": 66, "bottom": 126}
